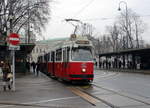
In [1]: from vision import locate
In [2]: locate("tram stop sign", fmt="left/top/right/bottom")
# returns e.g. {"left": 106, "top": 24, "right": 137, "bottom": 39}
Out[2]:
{"left": 8, "top": 33, "right": 20, "bottom": 46}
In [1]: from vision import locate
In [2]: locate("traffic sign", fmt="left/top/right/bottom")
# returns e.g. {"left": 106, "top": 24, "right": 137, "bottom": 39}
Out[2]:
{"left": 8, "top": 44, "right": 20, "bottom": 50}
{"left": 8, "top": 33, "right": 20, "bottom": 46}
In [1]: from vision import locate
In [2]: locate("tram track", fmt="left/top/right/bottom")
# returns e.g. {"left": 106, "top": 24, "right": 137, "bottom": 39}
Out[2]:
{"left": 91, "top": 84, "right": 150, "bottom": 106}
{"left": 68, "top": 87, "right": 119, "bottom": 108}
{"left": 70, "top": 82, "right": 150, "bottom": 108}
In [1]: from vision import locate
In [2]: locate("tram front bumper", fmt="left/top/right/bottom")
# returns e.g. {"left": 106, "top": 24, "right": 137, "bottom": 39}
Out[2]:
{"left": 70, "top": 74, "right": 94, "bottom": 79}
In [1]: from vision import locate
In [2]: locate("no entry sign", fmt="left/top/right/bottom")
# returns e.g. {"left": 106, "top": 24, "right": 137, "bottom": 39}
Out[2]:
{"left": 8, "top": 33, "right": 20, "bottom": 46}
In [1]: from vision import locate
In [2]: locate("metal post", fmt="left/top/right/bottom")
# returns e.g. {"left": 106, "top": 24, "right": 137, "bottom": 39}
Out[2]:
{"left": 118, "top": 1, "right": 128, "bottom": 49}
{"left": 12, "top": 50, "right": 15, "bottom": 91}
{"left": 10, "top": 0, "right": 16, "bottom": 91}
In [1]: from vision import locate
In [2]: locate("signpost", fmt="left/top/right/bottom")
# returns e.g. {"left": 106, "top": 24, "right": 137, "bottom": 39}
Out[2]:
{"left": 7, "top": 33, "right": 20, "bottom": 91}
{"left": 8, "top": 33, "right": 20, "bottom": 46}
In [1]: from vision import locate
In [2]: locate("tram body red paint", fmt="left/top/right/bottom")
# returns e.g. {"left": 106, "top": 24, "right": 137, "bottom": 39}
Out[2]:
{"left": 38, "top": 35, "right": 94, "bottom": 83}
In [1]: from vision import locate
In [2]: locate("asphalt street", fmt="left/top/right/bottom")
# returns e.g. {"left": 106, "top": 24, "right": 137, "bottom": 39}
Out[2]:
{"left": 0, "top": 69, "right": 150, "bottom": 108}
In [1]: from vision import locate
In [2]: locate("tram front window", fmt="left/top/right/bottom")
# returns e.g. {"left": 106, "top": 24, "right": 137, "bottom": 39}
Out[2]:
{"left": 71, "top": 47, "right": 93, "bottom": 61}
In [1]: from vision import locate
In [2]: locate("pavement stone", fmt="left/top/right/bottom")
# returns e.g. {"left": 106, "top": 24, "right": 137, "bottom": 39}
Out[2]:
{"left": 0, "top": 72, "right": 110, "bottom": 108}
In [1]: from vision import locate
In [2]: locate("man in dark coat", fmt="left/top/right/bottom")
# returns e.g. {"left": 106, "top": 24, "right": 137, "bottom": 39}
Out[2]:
{"left": 31, "top": 61, "right": 36, "bottom": 74}
{"left": 36, "top": 61, "right": 40, "bottom": 76}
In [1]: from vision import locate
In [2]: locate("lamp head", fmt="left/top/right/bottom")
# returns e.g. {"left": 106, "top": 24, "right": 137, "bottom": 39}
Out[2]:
{"left": 118, "top": 7, "right": 121, "bottom": 11}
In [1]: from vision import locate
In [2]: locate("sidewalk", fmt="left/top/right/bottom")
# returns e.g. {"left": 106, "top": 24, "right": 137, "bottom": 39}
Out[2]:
{"left": 0, "top": 72, "right": 105, "bottom": 108}
{"left": 0, "top": 72, "right": 75, "bottom": 108}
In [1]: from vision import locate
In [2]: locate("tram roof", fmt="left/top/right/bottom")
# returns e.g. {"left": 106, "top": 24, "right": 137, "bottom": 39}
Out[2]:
{"left": 53, "top": 35, "right": 93, "bottom": 49}
{"left": 99, "top": 47, "right": 150, "bottom": 56}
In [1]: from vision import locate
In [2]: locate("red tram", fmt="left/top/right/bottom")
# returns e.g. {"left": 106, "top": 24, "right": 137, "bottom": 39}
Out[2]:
{"left": 38, "top": 35, "right": 94, "bottom": 83}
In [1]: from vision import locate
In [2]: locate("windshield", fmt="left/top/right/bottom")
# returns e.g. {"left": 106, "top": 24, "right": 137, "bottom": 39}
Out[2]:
{"left": 71, "top": 46, "right": 93, "bottom": 61}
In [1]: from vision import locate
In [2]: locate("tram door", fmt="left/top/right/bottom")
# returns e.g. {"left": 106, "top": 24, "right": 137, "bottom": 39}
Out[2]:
{"left": 51, "top": 51, "right": 55, "bottom": 76}
{"left": 62, "top": 47, "right": 70, "bottom": 79}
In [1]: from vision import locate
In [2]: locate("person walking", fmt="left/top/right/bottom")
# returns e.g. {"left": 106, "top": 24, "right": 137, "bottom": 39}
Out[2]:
{"left": 36, "top": 61, "right": 40, "bottom": 76}
{"left": 26, "top": 61, "right": 30, "bottom": 72}
{"left": 31, "top": 61, "right": 36, "bottom": 74}
{"left": 2, "top": 62, "right": 12, "bottom": 91}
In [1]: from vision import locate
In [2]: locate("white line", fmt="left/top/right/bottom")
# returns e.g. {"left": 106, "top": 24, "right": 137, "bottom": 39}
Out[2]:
{"left": 0, "top": 105, "right": 13, "bottom": 108}
{"left": 9, "top": 38, "right": 19, "bottom": 41}
{"left": 24, "top": 96, "right": 79, "bottom": 104}
{"left": 0, "top": 96, "right": 79, "bottom": 108}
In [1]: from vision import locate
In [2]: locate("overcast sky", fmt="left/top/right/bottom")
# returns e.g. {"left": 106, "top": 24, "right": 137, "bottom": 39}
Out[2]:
{"left": 42, "top": 0, "right": 150, "bottom": 43}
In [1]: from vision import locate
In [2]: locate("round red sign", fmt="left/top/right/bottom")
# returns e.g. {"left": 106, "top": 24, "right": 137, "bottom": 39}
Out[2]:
{"left": 8, "top": 33, "right": 20, "bottom": 45}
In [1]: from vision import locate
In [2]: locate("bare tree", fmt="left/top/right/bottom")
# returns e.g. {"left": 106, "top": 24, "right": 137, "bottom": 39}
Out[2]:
{"left": 0, "top": 0, "right": 51, "bottom": 42}
{"left": 106, "top": 24, "right": 122, "bottom": 51}
{"left": 117, "top": 9, "right": 145, "bottom": 49}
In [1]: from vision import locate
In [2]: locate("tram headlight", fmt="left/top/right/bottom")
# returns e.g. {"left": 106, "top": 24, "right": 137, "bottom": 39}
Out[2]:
{"left": 82, "top": 68, "right": 86, "bottom": 72}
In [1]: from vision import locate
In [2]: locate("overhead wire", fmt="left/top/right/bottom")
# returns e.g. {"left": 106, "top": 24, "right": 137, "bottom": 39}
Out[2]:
{"left": 73, "top": 0, "right": 95, "bottom": 17}
{"left": 81, "top": 14, "right": 150, "bottom": 22}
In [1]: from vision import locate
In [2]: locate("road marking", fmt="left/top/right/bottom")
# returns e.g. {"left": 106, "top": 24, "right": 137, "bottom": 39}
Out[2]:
{"left": 24, "top": 96, "right": 78, "bottom": 104}
{"left": 68, "top": 87, "right": 100, "bottom": 106}
{"left": 0, "top": 96, "right": 79, "bottom": 108}
{"left": 0, "top": 105, "right": 13, "bottom": 108}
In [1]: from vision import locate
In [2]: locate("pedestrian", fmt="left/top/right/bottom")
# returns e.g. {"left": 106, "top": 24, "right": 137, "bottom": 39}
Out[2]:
{"left": 31, "top": 61, "right": 36, "bottom": 74}
{"left": 26, "top": 61, "right": 30, "bottom": 72}
{"left": 2, "top": 62, "right": 12, "bottom": 91}
{"left": 36, "top": 61, "right": 40, "bottom": 76}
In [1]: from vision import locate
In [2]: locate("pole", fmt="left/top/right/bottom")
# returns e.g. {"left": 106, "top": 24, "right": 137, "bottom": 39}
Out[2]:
{"left": 10, "top": 0, "right": 16, "bottom": 91}
{"left": 12, "top": 50, "right": 15, "bottom": 91}
{"left": 118, "top": 1, "right": 128, "bottom": 49}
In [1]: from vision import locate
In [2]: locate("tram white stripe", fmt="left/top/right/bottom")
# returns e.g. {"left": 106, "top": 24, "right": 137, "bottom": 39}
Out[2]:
{"left": 24, "top": 96, "right": 78, "bottom": 104}
{"left": 9, "top": 38, "right": 19, "bottom": 41}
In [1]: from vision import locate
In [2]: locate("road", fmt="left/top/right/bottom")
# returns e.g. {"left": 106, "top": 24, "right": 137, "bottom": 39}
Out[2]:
{"left": 0, "top": 70, "right": 150, "bottom": 108}
{"left": 85, "top": 69, "right": 150, "bottom": 108}
{"left": 94, "top": 69, "right": 150, "bottom": 98}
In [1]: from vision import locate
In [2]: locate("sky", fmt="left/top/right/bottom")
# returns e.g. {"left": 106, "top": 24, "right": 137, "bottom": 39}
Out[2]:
{"left": 42, "top": 0, "right": 150, "bottom": 43}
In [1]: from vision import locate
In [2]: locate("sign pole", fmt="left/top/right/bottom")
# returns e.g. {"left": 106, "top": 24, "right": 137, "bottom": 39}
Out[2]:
{"left": 8, "top": 33, "right": 20, "bottom": 91}
{"left": 12, "top": 50, "right": 15, "bottom": 91}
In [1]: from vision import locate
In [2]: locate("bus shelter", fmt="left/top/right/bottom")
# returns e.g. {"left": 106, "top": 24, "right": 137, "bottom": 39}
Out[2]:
{"left": 0, "top": 44, "right": 35, "bottom": 73}
{"left": 99, "top": 48, "right": 150, "bottom": 70}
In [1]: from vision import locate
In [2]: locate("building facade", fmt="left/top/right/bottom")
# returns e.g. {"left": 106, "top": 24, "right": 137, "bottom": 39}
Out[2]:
{"left": 30, "top": 37, "right": 68, "bottom": 62}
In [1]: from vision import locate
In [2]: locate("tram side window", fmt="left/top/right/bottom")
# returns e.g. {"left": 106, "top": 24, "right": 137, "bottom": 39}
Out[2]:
{"left": 67, "top": 47, "right": 70, "bottom": 61}
{"left": 56, "top": 49, "right": 62, "bottom": 61}
{"left": 48, "top": 53, "right": 51, "bottom": 62}
{"left": 63, "top": 49, "right": 66, "bottom": 62}
{"left": 44, "top": 54, "right": 47, "bottom": 62}
{"left": 44, "top": 54, "right": 50, "bottom": 62}
{"left": 51, "top": 52, "right": 55, "bottom": 62}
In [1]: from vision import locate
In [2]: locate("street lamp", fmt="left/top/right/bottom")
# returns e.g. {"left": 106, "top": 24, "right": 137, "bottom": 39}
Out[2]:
{"left": 118, "top": 1, "right": 128, "bottom": 49}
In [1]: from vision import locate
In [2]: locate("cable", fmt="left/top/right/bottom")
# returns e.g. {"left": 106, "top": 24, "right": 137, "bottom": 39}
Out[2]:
{"left": 81, "top": 14, "right": 150, "bottom": 22}
{"left": 73, "top": 0, "right": 95, "bottom": 17}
